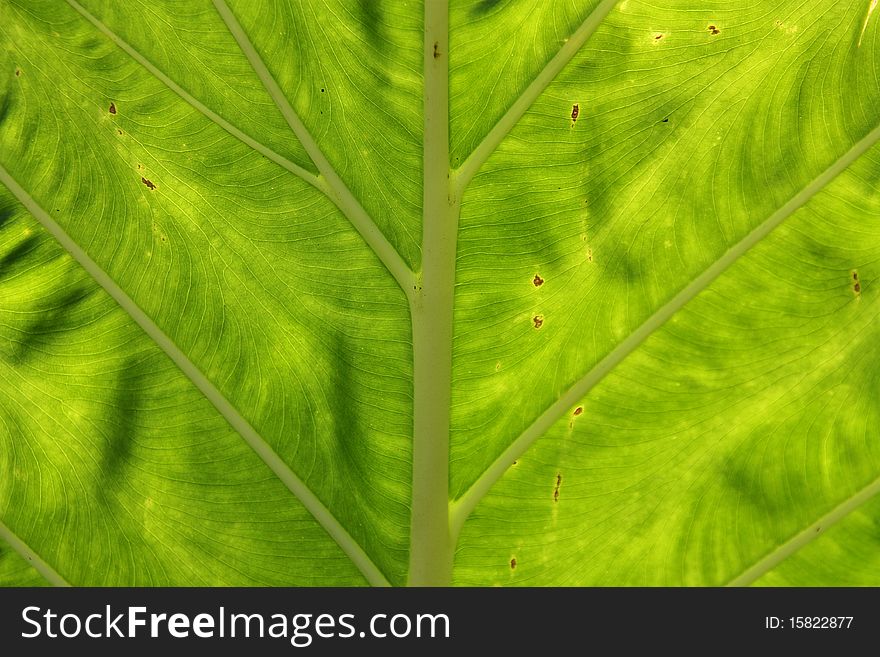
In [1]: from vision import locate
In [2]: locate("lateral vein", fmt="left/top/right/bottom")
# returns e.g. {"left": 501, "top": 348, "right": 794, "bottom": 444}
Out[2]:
{"left": 0, "top": 518, "right": 71, "bottom": 586}
{"left": 454, "top": 0, "right": 620, "bottom": 194}
{"left": 726, "top": 474, "right": 880, "bottom": 586}
{"left": 450, "top": 120, "right": 880, "bottom": 537}
{"left": 63, "top": 0, "right": 322, "bottom": 192}
{"left": 211, "top": 0, "right": 416, "bottom": 296}
{"left": 0, "top": 164, "right": 391, "bottom": 588}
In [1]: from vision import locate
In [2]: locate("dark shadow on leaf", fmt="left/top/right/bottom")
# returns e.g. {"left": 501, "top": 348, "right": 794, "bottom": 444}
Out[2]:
{"left": 356, "top": 0, "right": 388, "bottom": 53}
{"left": 471, "top": 0, "right": 504, "bottom": 16}
{"left": 0, "top": 234, "right": 39, "bottom": 281}
{"left": 97, "top": 359, "right": 145, "bottom": 496}
{"left": 6, "top": 284, "right": 93, "bottom": 366}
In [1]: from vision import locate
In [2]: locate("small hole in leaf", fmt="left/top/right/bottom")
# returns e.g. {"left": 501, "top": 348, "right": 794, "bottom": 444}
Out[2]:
{"left": 533, "top": 315, "right": 544, "bottom": 329}
{"left": 533, "top": 274, "right": 544, "bottom": 287}
{"left": 320, "top": 88, "right": 325, "bottom": 92}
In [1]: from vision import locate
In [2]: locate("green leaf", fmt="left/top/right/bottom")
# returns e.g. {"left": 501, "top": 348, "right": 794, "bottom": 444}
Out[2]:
{"left": 1, "top": 0, "right": 879, "bottom": 587}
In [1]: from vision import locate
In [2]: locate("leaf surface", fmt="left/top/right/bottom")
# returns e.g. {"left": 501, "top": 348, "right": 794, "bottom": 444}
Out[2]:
{"left": 1, "top": 0, "right": 879, "bottom": 586}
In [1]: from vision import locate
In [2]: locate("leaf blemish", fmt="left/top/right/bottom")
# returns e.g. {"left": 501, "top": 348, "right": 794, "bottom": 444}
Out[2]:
{"left": 708, "top": 25, "right": 720, "bottom": 35}
{"left": 141, "top": 177, "right": 156, "bottom": 190}
{"left": 654, "top": 33, "right": 664, "bottom": 40}
{"left": 573, "top": 406, "right": 583, "bottom": 416}
{"left": 853, "top": 270, "right": 861, "bottom": 294}
{"left": 109, "top": 102, "right": 117, "bottom": 114}
{"left": 510, "top": 557, "right": 517, "bottom": 569}
{"left": 571, "top": 103, "right": 579, "bottom": 123}
{"left": 433, "top": 41, "right": 440, "bottom": 59}
{"left": 15, "top": 68, "right": 21, "bottom": 76}
{"left": 533, "top": 315, "right": 544, "bottom": 329}
{"left": 661, "top": 118, "right": 669, "bottom": 123}
{"left": 553, "top": 473, "right": 562, "bottom": 502}
{"left": 533, "top": 274, "right": 544, "bottom": 287}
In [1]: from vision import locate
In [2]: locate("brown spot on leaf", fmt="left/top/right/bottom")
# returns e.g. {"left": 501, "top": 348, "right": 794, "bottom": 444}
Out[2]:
{"left": 708, "top": 25, "right": 720, "bottom": 35}
{"left": 433, "top": 41, "right": 440, "bottom": 59}
{"left": 510, "top": 558, "right": 517, "bottom": 569}
{"left": 533, "top": 315, "right": 544, "bottom": 329}
{"left": 553, "top": 473, "right": 562, "bottom": 502}
{"left": 654, "top": 33, "right": 663, "bottom": 40}
{"left": 853, "top": 270, "right": 861, "bottom": 294}
{"left": 571, "top": 103, "right": 579, "bottom": 122}
{"left": 109, "top": 102, "right": 117, "bottom": 114}
{"left": 587, "top": 248, "right": 593, "bottom": 262}
{"left": 533, "top": 274, "right": 544, "bottom": 287}
{"left": 117, "top": 129, "right": 123, "bottom": 135}
{"left": 854, "top": 282, "right": 861, "bottom": 294}
{"left": 573, "top": 407, "right": 583, "bottom": 416}
{"left": 141, "top": 177, "right": 156, "bottom": 190}
{"left": 15, "top": 69, "right": 21, "bottom": 77}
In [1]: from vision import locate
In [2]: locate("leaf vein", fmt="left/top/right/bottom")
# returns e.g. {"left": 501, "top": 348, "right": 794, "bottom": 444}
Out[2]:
{"left": 454, "top": 0, "right": 621, "bottom": 194}
{"left": 210, "top": 0, "right": 416, "bottom": 296}
{"left": 0, "top": 518, "right": 70, "bottom": 586}
{"left": 450, "top": 118, "right": 880, "bottom": 537}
